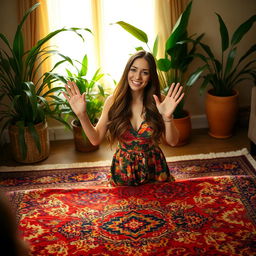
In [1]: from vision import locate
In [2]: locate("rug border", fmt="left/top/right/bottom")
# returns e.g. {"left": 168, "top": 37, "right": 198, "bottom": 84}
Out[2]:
{"left": 1, "top": 148, "right": 255, "bottom": 173}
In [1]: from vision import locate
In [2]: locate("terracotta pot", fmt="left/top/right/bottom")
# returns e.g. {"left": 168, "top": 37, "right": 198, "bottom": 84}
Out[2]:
{"left": 173, "top": 111, "right": 192, "bottom": 146}
{"left": 8, "top": 122, "right": 50, "bottom": 163}
{"left": 205, "top": 89, "right": 239, "bottom": 138}
{"left": 71, "top": 119, "right": 99, "bottom": 152}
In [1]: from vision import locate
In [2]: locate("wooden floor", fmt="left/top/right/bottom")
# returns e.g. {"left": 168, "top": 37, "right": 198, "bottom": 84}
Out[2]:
{"left": 0, "top": 127, "right": 250, "bottom": 167}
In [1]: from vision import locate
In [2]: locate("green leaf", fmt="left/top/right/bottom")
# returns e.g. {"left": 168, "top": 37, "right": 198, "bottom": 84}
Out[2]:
{"left": 238, "top": 44, "right": 256, "bottom": 64}
{"left": 23, "top": 82, "right": 38, "bottom": 120}
{"left": 199, "top": 42, "right": 215, "bottom": 59}
{"left": 152, "top": 35, "right": 159, "bottom": 57}
{"left": 199, "top": 74, "right": 211, "bottom": 95}
{"left": 0, "top": 33, "right": 12, "bottom": 51}
{"left": 114, "top": 21, "right": 148, "bottom": 43}
{"left": 13, "top": 3, "right": 40, "bottom": 66}
{"left": 231, "top": 14, "right": 256, "bottom": 46}
{"left": 216, "top": 13, "right": 229, "bottom": 52}
{"left": 28, "top": 123, "right": 41, "bottom": 153}
{"left": 224, "top": 47, "right": 237, "bottom": 78}
{"left": 80, "top": 54, "right": 88, "bottom": 76}
{"left": 135, "top": 46, "right": 144, "bottom": 51}
{"left": 157, "top": 58, "right": 172, "bottom": 72}
{"left": 186, "top": 65, "right": 207, "bottom": 86}
{"left": 166, "top": 1, "right": 192, "bottom": 55}
{"left": 13, "top": 29, "right": 24, "bottom": 65}
{"left": 16, "top": 121, "right": 27, "bottom": 160}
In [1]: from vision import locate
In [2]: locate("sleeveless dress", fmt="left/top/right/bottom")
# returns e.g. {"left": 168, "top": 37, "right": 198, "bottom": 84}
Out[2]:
{"left": 110, "top": 120, "right": 175, "bottom": 186}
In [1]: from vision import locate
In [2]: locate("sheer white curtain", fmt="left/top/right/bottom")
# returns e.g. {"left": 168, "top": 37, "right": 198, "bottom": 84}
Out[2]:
{"left": 46, "top": 0, "right": 95, "bottom": 76}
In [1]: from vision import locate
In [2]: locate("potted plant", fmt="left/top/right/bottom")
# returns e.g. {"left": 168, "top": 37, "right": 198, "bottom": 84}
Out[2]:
{"left": 53, "top": 53, "right": 108, "bottom": 152}
{"left": 114, "top": 1, "right": 205, "bottom": 145}
{"left": 0, "top": 3, "right": 90, "bottom": 163}
{"left": 197, "top": 13, "right": 256, "bottom": 138}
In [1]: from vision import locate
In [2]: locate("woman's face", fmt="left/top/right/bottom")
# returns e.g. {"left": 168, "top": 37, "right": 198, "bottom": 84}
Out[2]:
{"left": 128, "top": 57, "right": 150, "bottom": 93}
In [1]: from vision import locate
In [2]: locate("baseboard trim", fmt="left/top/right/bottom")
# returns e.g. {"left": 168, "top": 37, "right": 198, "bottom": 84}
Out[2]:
{"left": 1, "top": 114, "right": 208, "bottom": 144}
{"left": 191, "top": 114, "right": 208, "bottom": 129}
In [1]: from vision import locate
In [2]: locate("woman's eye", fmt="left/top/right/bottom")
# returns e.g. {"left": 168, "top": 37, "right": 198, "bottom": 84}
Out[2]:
{"left": 130, "top": 68, "right": 136, "bottom": 72}
{"left": 143, "top": 71, "right": 149, "bottom": 75}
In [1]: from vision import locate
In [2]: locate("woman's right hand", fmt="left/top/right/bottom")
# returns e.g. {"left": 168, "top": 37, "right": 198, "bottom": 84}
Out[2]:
{"left": 63, "top": 81, "right": 87, "bottom": 118}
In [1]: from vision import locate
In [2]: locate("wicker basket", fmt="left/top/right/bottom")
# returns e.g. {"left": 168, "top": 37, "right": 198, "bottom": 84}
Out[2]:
{"left": 8, "top": 122, "right": 50, "bottom": 164}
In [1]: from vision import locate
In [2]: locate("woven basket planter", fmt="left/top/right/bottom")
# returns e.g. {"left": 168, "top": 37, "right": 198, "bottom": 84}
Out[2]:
{"left": 8, "top": 122, "right": 50, "bottom": 163}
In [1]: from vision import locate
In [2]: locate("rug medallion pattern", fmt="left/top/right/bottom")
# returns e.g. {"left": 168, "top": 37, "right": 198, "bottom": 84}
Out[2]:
{"left": 8, "top": 176, "right": 256, "bottom": 256}
{"left": 1, "top": 150, "right": 256, "bottom": 255}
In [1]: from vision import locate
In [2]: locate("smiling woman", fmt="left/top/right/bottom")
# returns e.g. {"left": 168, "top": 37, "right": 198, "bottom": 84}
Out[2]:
{"left": 46, "top": 0, "right": 155, "bottom": 85}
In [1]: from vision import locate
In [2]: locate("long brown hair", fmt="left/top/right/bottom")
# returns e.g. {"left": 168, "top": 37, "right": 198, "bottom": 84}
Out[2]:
{"left": 107, "top": 50, "right": 165, "bottom": 145}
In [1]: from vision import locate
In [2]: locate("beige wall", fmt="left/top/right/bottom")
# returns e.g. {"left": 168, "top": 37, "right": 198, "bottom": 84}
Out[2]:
{"left": 0, "top": 0, "right": 18, "bottom": 50}
{"left": 0, "top": 0, "right": 255, "bottom": 119}
{"left": 187, "top": 0, "right": 256, "bottom": 115}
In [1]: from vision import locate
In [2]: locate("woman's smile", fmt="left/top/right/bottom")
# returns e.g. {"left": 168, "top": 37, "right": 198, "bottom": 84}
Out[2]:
{"left": 128, "top": 57, "right": 150, "bottom": 92}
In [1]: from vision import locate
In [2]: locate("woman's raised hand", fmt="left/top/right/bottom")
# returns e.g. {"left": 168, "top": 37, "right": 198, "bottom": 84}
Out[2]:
{"left": 63, "top": 81, "right": 87, "bottom": 118}
{"left": 153, "top": 83, "right": 184, "bottom": 120}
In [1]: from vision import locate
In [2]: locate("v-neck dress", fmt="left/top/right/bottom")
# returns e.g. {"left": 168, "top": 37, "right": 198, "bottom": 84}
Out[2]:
{"left": 110, "top": 121, "right": 175, "bottom": 186}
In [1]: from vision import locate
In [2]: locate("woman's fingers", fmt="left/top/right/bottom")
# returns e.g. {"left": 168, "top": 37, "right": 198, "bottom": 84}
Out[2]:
{"left": 167, "top": 83, "right": 175, "bottom": 97}
{"left": 65, "top": 81, "right": 82, "bottom": 98}
{"left": 62, "top": 91, "right": 69, "bottom": 101}
{"left": 171, "top": 83, "right": 180, "bottom": 98}
{"left": 72, "top": 81, "right": 81, "bottom": 95}
{"left": 65, "top": 83, "right": 73, "bottom": 96}
{"left": 153, "top": 94, "right": 161, "bottom": 107}
{"left": 176, "top": 92, "right": 185, "bottom": 104}
{"left": 174, "top": 86, "right": 184, "bottom": 100}
{"left": 167, "top": 83, "right": 184, "bottom": 102}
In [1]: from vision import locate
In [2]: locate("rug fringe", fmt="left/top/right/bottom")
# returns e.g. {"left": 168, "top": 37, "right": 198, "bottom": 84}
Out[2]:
{"left": 0, "top": 160, "right": 112, "bottom": 172}
{"left": 166, "top": 148, "right": 256, "bottom": 171}
{"left": 165, "top": 148, "right": 250, "bottom": 162}
{"left": 0, "top": 148, "right": 254, "bottom": 173}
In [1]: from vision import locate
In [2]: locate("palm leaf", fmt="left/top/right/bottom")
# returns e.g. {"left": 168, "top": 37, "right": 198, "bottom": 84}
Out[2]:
{"left": 16, "top": 121, "right": 27, "bottom": 160}
{"left": 224, "top": 47, "right": 237, "bottom": 78}
{"left": 152, "top": 35, "right": 159, "bottom": 57}
{"left": 231, "top": 15, "right": 256, "bottom": 45}
{"left": 114, "top": 21, "right": 148, "bottom": 43}
{"left": 216, "top": 13, "right": 229, "bottom": 52}
{"left": 28, "top": 123, "right": 41, "bottom": 153}
{"left": 166, "top": 1, "right": 192, "bottom": 55}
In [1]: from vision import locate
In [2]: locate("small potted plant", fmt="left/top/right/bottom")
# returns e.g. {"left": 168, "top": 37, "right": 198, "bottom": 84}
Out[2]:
{"left": 54, "top": 53, "right": 108, "bottom": 152}
{"left": 114, "top": 1, "right": 205, "bottom": 145}
{"left": 197, "top": 13, "right": 256, "bottom": 138}
{"left": 0, "top": 3, "right": 90, "bottom": 163}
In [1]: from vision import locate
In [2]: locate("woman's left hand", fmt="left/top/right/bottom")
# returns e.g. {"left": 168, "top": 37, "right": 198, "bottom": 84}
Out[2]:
{"left": 153, "top": 83, "right": 184, "bottom": 120}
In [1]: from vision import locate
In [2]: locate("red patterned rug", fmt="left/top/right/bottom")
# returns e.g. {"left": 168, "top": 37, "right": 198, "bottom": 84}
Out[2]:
{"left": 0, "top": 148, "right": 256, "bottom": 191}
{"left": 7, "top": 176, "right": 256, "bottom": 255}
{"left": 1, "top": 149, "right": 256, "bottom": 255}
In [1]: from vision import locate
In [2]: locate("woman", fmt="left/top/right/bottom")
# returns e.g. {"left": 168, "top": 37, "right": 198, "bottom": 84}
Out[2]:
{"left": 63, "top": 50, "right": 184, "bottom": 186}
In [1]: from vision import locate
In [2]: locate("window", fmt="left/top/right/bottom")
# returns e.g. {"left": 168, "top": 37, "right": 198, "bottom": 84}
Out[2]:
{"left": 100, "top": 0, "right": 155, "bottom": 82}
{"left": 47, "top": 0, "right": 155, "bottom": 88}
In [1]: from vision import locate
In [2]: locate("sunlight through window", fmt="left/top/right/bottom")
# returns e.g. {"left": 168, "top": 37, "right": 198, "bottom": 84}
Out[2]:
{"left": 46, "top": 0, "right": 155, "bottom": 88}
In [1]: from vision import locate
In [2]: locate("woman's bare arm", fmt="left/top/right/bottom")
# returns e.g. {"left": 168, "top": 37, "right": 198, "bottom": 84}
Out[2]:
{"left": 63, "top": 81, "right": 113, "bottom": 146}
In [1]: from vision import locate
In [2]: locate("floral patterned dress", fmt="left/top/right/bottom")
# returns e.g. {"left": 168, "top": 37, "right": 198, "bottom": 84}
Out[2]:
{"left": 110, "top": 120, "right": 175, "bottom": 186}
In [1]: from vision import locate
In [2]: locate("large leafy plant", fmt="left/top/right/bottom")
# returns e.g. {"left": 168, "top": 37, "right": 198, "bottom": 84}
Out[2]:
{"left": 198, "top": 13, "right": 256, "bottom": 96}
{"left": 52, "top": 53, "right": 108, "bottom": 126}
{"left": 0, "top": 2, "right": 90, "bottom": 158}
{"left": 114, "top": 1, "right": 205, "bottom": 118}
